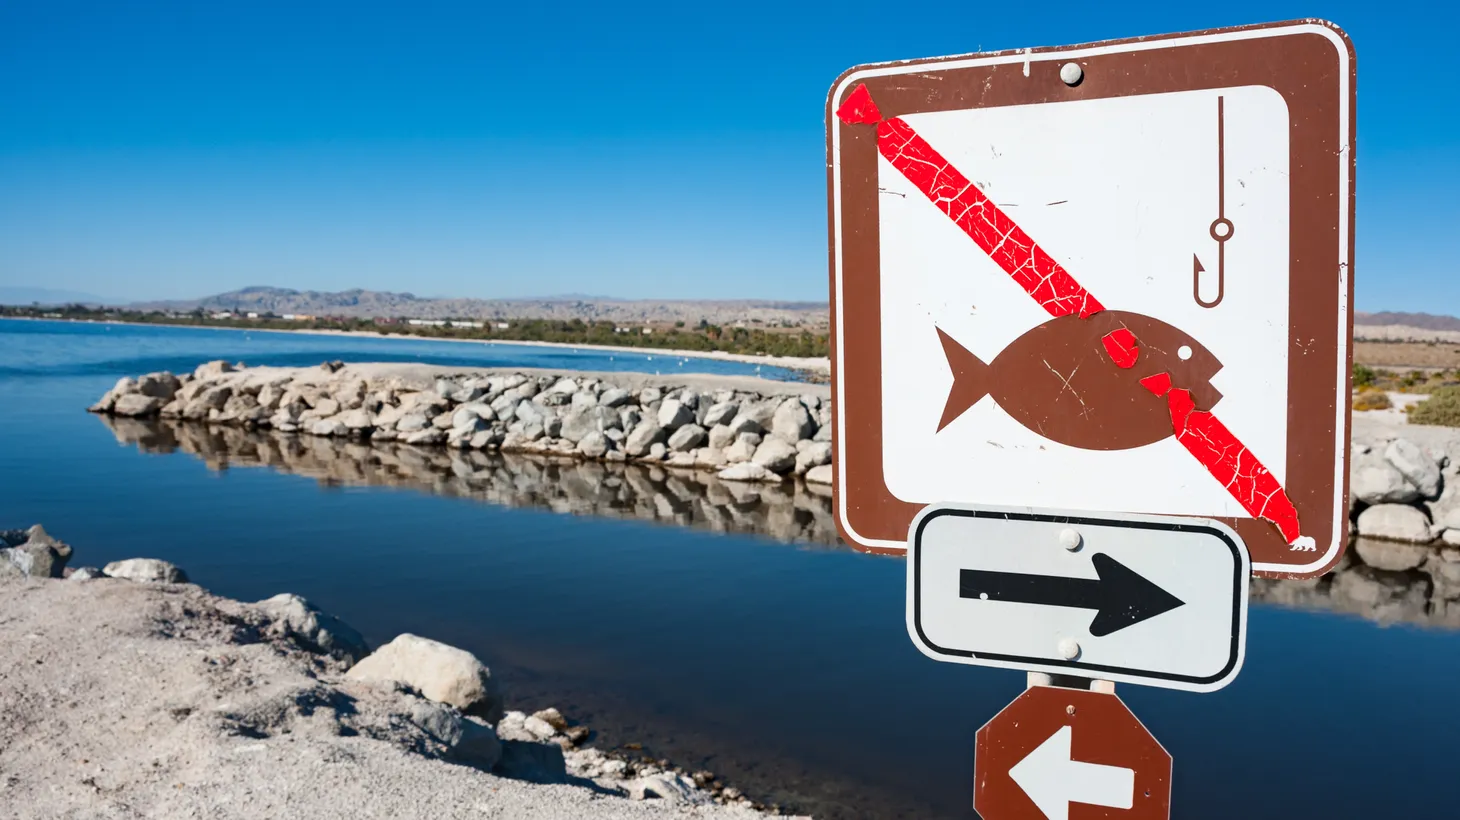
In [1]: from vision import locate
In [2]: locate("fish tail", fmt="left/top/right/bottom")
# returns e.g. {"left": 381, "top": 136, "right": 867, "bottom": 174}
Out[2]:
{"left": 935, "top": 327, "right": 990, "bottom": 432}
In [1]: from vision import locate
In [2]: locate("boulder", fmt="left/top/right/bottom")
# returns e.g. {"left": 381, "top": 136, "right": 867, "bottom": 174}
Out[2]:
{"left": 431, "top": 411, "right": 457, "bottom": 430}
{"left": 707, "top": 424, "right": 736, "bottom": 451}
{"left": 1354, "top": 537, "right": 1432, "bottom": 572}
{"left": 770, "top": 398, "right": 816, "bottom": 442}
{"left": 570, "top": 391, "right": 598, "bottom": 409}
{"left": 102, "top": 558, "right": 188, "bottom": 583}
{"left": 1, "top": 532, "right": 72, "bottom": 578}
{"left": 560, "top": 406, "right": 617, "bottom": 443}
{"left": 135, "top": 372, "right": 181, "bottom": 400}
{"left": 340, "top": 408, "right": 374, "bottom": 430}
{"left": 718, "top": 463, "right": 772, "bottom": 482}
{"left": 456, "top": 716, "right": 503, "bottom": 769}
{"left": 515, "top": 400, "right": 548, "bottom": 427}
{"left": 253, "top": 593, "right": 370, "bottom": 663}
{"left": 405, "top": 429, "right": 447, "bottom": 445}
{"left": 396, "top": 413, "right": 430, "bottom": 433}
{"left": 1355, "top": 504, "right": 1434, "bottom": 544}
{"left": 667, "top": 424, "right": 707, "bottom": 452}
{"left": 625, "top": 773, "right": 704, "bottom": 805}
{"left": 1351, "top": 461, "right": 1421, "bottom": 505}
{"left": 657, "top": 399, "right": 695, "bottom": 429}
{"left": 68, "top": 566, "right": 106, "bottom": 581}
{"left": 727, "top": 412, "right": 764, "bottom": 436}
{"left": 639, "top": 387, "right": 663, "bottom": 405}
{"left": 598, "top": 388, "right": 631, "bottom": 408}
{"left": 522, "top": 715, "right": 558, "bottom": 740}
{"left": 804, "top": 464, "right": 833, "bottom": 485}
{"left": 795, "top": 441, "right": 833, "bottom": 473}
{"left": 311, "top": 419, "right": 349, "bottom": 437}
{"left": 724, "top": 435, "right": 758, "bottom": 464}
{"left": 813, "top": 424, "right": 833, "bottom": 442}
{"left": 453, "top": 404, "right": 495, "bottom": 427}
{"left": 702, "top": 401, "right": 739, "bottom": 428}
{"left": 346, "top": 633, "right": 504, "bottom": 722}
{"left": 193, "top": 360, "right": 235, "bottom": 379}
{"left": 625, "top": 422, "right": 667, "bottom": 457}
{"left": 648, "top": 442, "right": 668, "bottom": 460}
{"left": 112, "top": 394, "right": 163, "bottom": 418}
{"left": 547, "top": 377, "right": 579, "bottom": 395}
{"left": 1385, "top": 439, "right": 1443, "bottom": 499}
{"left": 578, "top": 432, "right": 610, "bottom": 459}
{"left": 752, "top": 438, "right": 799, "bottom": 473}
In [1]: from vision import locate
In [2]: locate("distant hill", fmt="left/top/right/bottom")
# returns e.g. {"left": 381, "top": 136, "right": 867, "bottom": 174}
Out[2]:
{"left": 0, "top": 287, "right": 115, "bottom": 306}
{"left": 1355, "top": 311, "right": 1460, "bottom": 332}
{"left": 128, "top": 286, "right": 830, "bottom": 328}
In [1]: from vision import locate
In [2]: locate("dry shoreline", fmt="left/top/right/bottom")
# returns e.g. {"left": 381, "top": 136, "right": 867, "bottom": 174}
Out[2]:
{"left": 17, "top": 316, "right": 832, "bottom": 375}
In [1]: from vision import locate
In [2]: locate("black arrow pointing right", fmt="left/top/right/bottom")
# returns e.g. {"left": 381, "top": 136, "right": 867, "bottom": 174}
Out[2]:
{"left": 960, "top": 553, "right": 1185, "bottom": 637}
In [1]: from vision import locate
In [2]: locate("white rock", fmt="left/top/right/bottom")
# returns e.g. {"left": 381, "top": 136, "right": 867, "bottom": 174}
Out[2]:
{"left": 522, "top": 715, "right": 559, "bottom": 740}
{"left": 657, "top": 399, "right": 695, "bottom": 429}
{"left": 707, "top": 424, "right": 736, "bottom": 451}
{"left": 1442, "top": 529, "right": 1460, "bottom": 546}
{"left": 702, "top": 401, "right": 739, "bottom": 427}
{"left": 113, "top": 394, "right": 163, "bottom": 417}
{"left": 625, "top": 773, "right": 706, "bottom": 805}
{"left": 253, "top": 593, "right": 370, "bottom": 663}
{"left": 340, "top": 408, "right": 374, "bottom": 430}
{"left": 578, "top": 431, "right": 610, "bottom": 458}
{"left": 396, "top": 413, "right": 430, "bottom": 433}
{"left": 1355, "top": 504, "right": 1434, "bottom": 544}
{"left": 102, "top": 558, "right": 188, "bottom": 583}
{"left": 770, "top": 398, "right": 816, "bottom": 442}
{"left": 795, "top": 441, "right": 832, "bottom": 473}
{"left": 311, "top": 419, "right": 348, "bottom": 436}
{"left": 345, "top": 634, "right": 504, "bottom": 722}
{"left": 804, "top": 464, "right": 833, "bottom": 485}
{"left": 625, "top": 422, "right": 666, "bottom": 457}
{"left": 667, "top": 424, "right": 707, "bottom": 452}
{"left": 598, "top": 388, "right": 632, "bottom": 408}
{"left": 718, "top": 462, "right": 771, "bottom": 482}
{"left": 752, "top": 438, "right": 799, "bottom": 473}
{"left": 1351, "top": 462, "right": 1421, "bottom": 505}
{"left": 1385, "top": 439, "right": 1443, "bottom": 499}
{"left": 405, "top": 428, "right": 447, "bottom": 445}
{"left": 648, "top": 442, "right": 667, "bottom": 460}
{"left": 724, "top": 436, "right": 757, "bottom": 464}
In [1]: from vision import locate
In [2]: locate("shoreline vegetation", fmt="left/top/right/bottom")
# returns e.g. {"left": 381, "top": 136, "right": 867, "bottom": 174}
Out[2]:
{"left": 0, "top": 305, "right": 832, "bottom": 376}
{"left": 0, "top": 526, "right": 803, "bottom": 818}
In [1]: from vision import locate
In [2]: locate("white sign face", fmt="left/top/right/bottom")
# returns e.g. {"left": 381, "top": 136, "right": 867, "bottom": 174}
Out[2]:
{"left": 906, "top": 504, "right": 1249, "bottom": 692}
{"left": 879, "top": 86, "right": 1289, "bottom": 517}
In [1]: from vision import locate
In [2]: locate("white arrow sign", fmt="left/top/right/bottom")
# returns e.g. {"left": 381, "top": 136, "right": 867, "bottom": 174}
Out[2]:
{"left": 906, "top": 503, "right": 1251, "bottom": 692}
{"left": 1009, "top": 725, "right": 1134, "bottom": 820}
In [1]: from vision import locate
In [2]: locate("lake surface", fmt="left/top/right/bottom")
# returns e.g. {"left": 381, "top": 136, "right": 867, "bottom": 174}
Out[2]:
{"left": 3, "top": 318, "right": 1459, "bottom": 819}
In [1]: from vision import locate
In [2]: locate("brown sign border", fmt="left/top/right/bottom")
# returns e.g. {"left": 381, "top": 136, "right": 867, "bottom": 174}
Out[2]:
{"left": 826, "top": 19, "right": 1356, "bottom": 580}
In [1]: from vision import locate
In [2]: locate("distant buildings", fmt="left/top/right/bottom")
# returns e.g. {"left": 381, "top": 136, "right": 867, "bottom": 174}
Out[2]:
{"left": 246, "top": 312, "right": 260, "bottom": 319}
{"left": 280, "top": 314, "right": 315, "bottom": 321}
{"left": 407, "top": 319, "right": 447, "bottom": 327}
{"left": 449, "top": 320, "right": 483, "bottom": 329}
{"left": 210, "top": 311, "right": 234, "bottom": 319}
{"left": 495, "top": 322, "right": 510, "bottom": 329}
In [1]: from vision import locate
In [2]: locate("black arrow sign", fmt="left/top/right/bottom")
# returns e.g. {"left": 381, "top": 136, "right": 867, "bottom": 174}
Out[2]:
{"left": 960, "top": 553, "right": 1185, "bottom": 637}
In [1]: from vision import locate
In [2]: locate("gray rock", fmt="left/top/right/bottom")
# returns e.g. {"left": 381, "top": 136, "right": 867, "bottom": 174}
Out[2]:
{"left": 1354, "top": 537, "right": 1432, "bottom": 572}
{"left": 346, "top": 633, "right": 504, "bottom": 722}
{"left": 752, "top": 438, "right": 799, "bottom": 473}
{"left": 102, "top": 558, "right": 188, "bottom": 583}
{"left": 2, "top": 536, "right": 71, "bottom": 578}
{"left": 68, "top": 566, "right": 106, "bottom": 581}
{"left": 515, "top": 400, "right": 547, "bottom": 427}
{"left": 598, "top": 388, "right": 631, "bottom": 408}
{"left": 1386, "top": 439, "right": 1443, "bottom": 499}
{"left": 625, "top": 773, "right": 704, "bottom": 805}
{"left": 340, "top": 408, "right": 374, "bottom": 430}
{"left": 311, "top": 419, "right": 348, "bottom": 437}
{"left": 538, "top": 391, "right": 570, "bottom": 407}
{"left": 469, "top": 430, "right": 500, "bottom": 450}
{"left": 770, "top": 398, "right": 816, "bottom": 442}
{"left": 253, "top": 593, "right": 370, "bottom": 663}
{"left": 619, "top": 407, "right": 642, "bottom": 431}
{"left": 667, "top": 424, "right": 707, "bottom": 452}
{"left": 718, "top": 462, "right": 772, "bottom": 482}
{"left": 135, "top": 372, "right": 181, "bottom": 400}
{"left": 570, "top": 391, "right": 598, "bottom": 409}
{"left": 308, "top": 397, "right": 342, "bottom": 419}
{"left": 431, "top": 411, "right": 457, "bottom": 430}
{"left": 648, "top": 442, "right": 668, "bottom": 460}
{"left": 707, "top": 424, "right": 736, "bottom": 451}
{"left": 1352, "top": 460, "right": 1421, "bottom": 505}
{"left": 813, "top": 424, "right": 833, "bottom": 442}
{"left": 452, "top": 404, "right": 495, "bottom": 427}
{"left": 578, "top": 432, "right": 610, "bottom": 458}
{"left": 702, "top": 401, "right": 739, "bottom": 428}
{"left": 560, "top": 406, "right": 618, "bottom": 443}
{"left": 625, "top": 422, "right": 667, "bottom": 457}
{"left": 405, "top": 428, "right": 447, "bottom": 445}
{"left": 522, "top": 715, "right": 558, "bottom": 740}
{"left": 495, "top": 739, "right": 568, "bottom": 784}
{"left": 639, "top": 387, "right": 663, "bottom": 405}
{"left": 434, "top": 378, "right": 461, "bottom": 398}
{"left": 113, "top": 393, "right": 163, "bottom": 417}
{"left": 657, "top": 399, "right": 695, "bottom": 429}
{"left": 1355, "top": 504, "right": 1434, "bottom": 544}
{"left": 804, "top": 464, "right": 833, "bottom": 485}
{"left": 795, "top": 441, "right": 833, "bottom": 473}
{"left": 727, "top": 412, "right": 764, "bottom": 436}
{"left": 1442, "top": 529, "right": 1460, "bottom": 547}
{"left": 547, "top": 377, "right": 579, "bottom": 396}
{"left": 455, "top": 716, "right": 503, "bottom": 769}
{"left": 724, "top": 436, "right": 758, "bottom": 464}
{"left": 396, "top": 413, "right": 430, "bottom": 433}
{"left": 193, "top": 360, "right": 235, "bottom": 379}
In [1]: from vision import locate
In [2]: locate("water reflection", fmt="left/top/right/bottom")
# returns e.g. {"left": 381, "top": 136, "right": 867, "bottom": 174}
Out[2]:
{"left": 98, "top": 415, "right": 1460, "bottom": 631}
{"left": 98, "top": 415, "right": 841, "bottom": 549}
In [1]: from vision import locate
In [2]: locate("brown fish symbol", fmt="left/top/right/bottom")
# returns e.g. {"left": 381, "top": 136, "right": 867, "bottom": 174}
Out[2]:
{"left": 936, "top": 310, "right": 1223, "bottom": 451}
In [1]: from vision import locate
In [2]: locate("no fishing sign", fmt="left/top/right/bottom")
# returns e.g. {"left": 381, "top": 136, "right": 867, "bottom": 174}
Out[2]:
{"left": 825, "top": 19, "right": 1355, "bottom": 580}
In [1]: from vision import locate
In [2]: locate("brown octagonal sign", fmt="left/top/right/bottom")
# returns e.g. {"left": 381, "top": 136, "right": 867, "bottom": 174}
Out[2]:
{"left": 975, "top": 686, "right": 1171, "bottom": 820}
{"left": 825, "top": 20, "right": 1356, "bottom": 579}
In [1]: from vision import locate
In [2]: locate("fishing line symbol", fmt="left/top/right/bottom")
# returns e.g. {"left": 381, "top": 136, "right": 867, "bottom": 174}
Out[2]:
{"left": 1194, "top": 95, "right": 1231, "bottom": 309}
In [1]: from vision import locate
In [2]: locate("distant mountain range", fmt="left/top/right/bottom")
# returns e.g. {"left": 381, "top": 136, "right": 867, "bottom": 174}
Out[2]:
{"left": 126, "top": 286, "right": 830, "bottom": 327}
{"left": 1353, "top": 311, "right": 1460, "bottom": 332}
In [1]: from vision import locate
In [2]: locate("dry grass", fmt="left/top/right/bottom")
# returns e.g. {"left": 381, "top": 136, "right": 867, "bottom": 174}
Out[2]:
{"left": 1355, "top": 340, "right": 1460, "bottom": 370}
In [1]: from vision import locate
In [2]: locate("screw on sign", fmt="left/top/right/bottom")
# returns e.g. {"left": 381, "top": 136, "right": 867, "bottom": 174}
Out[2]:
{"left": 975, "top": 687, "right": 1171, "bottom": 820}
{"left": 825, "top": 19, "right": 1356, "bottom": 578}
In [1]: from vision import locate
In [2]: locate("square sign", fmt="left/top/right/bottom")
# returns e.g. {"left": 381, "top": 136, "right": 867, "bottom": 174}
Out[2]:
{"left": 826, "top": 20, "right": 1355, "bottom": 579}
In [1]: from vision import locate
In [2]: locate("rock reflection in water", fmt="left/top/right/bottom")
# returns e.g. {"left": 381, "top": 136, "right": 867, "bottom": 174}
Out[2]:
{"left": 99, "top": 415, "right": 841, "bottom": 548}
{"left": 96, "top": 416, "right": 1460, "bottom": 631}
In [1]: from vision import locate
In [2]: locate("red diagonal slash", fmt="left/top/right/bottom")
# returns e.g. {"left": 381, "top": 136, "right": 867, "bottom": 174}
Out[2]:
{"left": 838, "top": 83, "right": 1308, "bottom": 548}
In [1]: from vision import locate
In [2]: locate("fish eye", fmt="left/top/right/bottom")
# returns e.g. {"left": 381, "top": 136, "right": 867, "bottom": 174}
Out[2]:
{"left": 1178, "top": 345, "right": 1193, "bottom": 361}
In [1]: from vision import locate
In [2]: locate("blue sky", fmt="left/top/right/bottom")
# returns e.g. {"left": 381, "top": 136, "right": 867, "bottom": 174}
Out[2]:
{"left": 0, "top": 1, "right": 1454, "bottom": 309}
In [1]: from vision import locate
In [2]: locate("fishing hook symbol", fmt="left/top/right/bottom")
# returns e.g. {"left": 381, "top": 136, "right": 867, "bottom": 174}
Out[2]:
{"left": 1195, "top": 96, "right": 1231, "bottom": 309}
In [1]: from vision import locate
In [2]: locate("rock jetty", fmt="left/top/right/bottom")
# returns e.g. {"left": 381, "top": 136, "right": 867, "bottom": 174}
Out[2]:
{"left": 90, "top": 361, "right": 834, "bottom": 486}
{"left": 0, "top": 525, "right": 803, "bottom": 819}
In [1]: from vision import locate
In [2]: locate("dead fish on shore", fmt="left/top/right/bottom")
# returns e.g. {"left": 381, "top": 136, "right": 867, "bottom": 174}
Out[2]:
{"left": 935, "top": 311, "right": 1223, "bottom": 451}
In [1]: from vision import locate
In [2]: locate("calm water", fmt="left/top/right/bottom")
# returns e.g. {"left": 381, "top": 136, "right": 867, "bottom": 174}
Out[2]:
{"left": 2, "top": 318, "right": 1458, "bottom": 819}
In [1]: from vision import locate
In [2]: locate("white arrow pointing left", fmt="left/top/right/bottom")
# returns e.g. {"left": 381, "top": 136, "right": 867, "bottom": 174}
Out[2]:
{"left": 1008, "top": 725, "right": 1134, "bottom": 820}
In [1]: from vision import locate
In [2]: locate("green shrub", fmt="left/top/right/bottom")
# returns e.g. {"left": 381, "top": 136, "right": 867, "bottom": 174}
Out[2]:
{"left": 1407, "top": 386, "right": 1460, "bottom": 427}
{"left": 1352, "top": 391, "right": 1392, "bottom": 411}
{"left": 1353, "top": 363, "right": 1376, "bottom": 388}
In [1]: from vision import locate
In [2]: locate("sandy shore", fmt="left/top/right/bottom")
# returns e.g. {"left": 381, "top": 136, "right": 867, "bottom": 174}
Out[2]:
{"left": 0, "top": 532, "right": 802, "bottom": 820}
{"left": 31, "top": 317, "right": 832, "bottom": 375}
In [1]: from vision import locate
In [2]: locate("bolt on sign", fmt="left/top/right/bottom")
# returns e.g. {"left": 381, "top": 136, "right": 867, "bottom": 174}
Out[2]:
{"left": 825, "top": 19, "right": 1356, "bottom": 579}
{"left": 976, "top": 686, "right": 1171, "bottom": 820}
